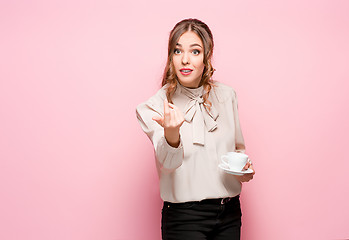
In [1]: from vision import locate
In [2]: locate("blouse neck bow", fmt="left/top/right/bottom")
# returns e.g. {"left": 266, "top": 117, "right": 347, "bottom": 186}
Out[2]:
{"left": 176, "top": 82, "right": 219, "bottom": 146}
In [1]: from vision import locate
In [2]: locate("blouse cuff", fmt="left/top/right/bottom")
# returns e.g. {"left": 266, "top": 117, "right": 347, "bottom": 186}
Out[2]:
{"left": 163, "top": 135, "right": 183, "bottom": 151}
{"left": 156, "top": 136, "right": 184, "bottom": 170}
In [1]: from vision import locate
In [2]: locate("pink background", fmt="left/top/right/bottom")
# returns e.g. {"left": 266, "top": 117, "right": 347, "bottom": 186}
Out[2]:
{"left": 1, "top": 0, "right": 348, "bottom": 239}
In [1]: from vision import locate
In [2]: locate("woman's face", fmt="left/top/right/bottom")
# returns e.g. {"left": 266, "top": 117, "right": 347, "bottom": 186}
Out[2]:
{"left": 172, "top": 31, "right": 205, "bottom": 88}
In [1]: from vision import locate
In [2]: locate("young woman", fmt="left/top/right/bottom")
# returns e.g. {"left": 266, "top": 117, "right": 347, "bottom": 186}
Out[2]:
{"left": 136, "top": 18, "right": 255, "bottom": 240}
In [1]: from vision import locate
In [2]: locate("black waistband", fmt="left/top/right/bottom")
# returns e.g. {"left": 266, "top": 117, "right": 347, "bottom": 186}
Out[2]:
{"left": 164, "top": 195, "right": 240, "bottom": 206}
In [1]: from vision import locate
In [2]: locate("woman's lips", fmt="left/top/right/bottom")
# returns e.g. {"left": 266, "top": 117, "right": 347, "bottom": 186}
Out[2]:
{"left": 180, "top": 69, "right": 193, "bottom": 76}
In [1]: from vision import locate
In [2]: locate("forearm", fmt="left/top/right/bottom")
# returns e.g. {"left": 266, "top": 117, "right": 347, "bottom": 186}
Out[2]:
{"left": 164, "top": 128, "right": 180, "bottom": 148}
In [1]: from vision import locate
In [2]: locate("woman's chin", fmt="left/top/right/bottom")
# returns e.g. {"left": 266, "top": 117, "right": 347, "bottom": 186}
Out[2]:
{"left": 177, "top": 79, "right": 200, "bottom": 88}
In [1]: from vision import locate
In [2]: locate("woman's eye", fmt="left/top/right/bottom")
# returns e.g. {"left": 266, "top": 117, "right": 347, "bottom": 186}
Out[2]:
{"left": 174, "top": 49, "right": 181, "bottom": 54}
{"left": 192, "top": 49, "right": 200, "bottom": 55}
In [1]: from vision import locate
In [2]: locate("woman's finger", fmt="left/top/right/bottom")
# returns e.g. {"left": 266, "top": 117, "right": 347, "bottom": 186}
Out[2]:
{"left": 173, "top": 108, "right": 183, "bottom": 126}
{"left": 163, "top": 99, "right": 171, "bottom": 125}
{"left": 169, "top": 103, "right": 182, "bottom": 115}
{"left": 249, "top": 164, "right": 255, "bottom": 175}
{"left": 169, "top": 102, "right": 184, "bottom": 123}
{"left": 164, "top": 99, "right": 170, "bottom": 118}
{"left": 152, "top": 115, "right": 164, "bottom": 127}
{"left": 168, "top": 102, "right": 178, "bottom": 110}
{"left": 242, "top": 162, "right": 250, "bottom": 170}
{"left": 171, "top": 107, "right": 178, "bottom": 124}
{"left": 169, "top": 108, "right": 175, "bottom": 126}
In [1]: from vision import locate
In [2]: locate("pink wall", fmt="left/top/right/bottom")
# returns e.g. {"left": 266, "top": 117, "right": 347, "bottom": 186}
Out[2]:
{"left": 1, "top": 0, "right": 348, "bottom": 239}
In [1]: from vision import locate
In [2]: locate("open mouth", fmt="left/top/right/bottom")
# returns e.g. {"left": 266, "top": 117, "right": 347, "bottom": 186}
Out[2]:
{"left": 180, "top": 69, "right": 193, "bottom": 75}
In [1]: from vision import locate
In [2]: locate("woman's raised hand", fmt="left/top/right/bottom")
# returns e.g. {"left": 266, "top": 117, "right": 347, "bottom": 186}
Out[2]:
{"left": 152, "top": 99, "right": 185, "bottom": 147}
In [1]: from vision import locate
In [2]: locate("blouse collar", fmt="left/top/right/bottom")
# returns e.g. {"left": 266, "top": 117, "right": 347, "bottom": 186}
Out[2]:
{"left": 175, "top": 81, "right": 219, "bottom": 146}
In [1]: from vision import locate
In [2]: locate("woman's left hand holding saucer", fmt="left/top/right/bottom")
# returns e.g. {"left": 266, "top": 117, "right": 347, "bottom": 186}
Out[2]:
{"left": 234, "top": 161, "right": 255, "bottom": 182}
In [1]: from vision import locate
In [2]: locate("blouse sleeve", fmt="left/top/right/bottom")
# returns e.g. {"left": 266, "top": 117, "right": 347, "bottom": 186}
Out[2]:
{"left": 232, "top": 89, "right": 246, "bottom": 154}
{"left": 136, "top": 99, "right": 184, "bottom": 171}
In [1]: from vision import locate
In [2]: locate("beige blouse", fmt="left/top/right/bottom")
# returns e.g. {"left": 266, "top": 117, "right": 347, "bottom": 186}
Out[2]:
{"left": 136, "top": 80, "right": 247, "bottom": 203}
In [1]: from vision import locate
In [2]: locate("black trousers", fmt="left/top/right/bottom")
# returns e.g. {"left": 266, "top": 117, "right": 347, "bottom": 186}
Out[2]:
{"left": 161, "top": 195, "right": 242, "bottom": 240}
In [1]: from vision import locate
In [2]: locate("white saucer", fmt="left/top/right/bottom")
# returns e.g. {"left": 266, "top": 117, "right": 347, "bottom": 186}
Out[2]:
{"left": 218, "top": 163, "right": 254, "bottom": 176}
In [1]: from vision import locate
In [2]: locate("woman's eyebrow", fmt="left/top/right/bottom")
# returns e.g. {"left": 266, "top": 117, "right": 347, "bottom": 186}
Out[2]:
{"left": 176, "top": 43, "right": 203, "bottom": 48}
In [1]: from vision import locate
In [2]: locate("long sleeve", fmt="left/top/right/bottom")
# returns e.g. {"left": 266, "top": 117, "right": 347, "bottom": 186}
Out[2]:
{"left": 232, "top": 89, "right": 246, "bottom": 154}
{"left": 136, "top": 98, "right": 184, "bottom": 171}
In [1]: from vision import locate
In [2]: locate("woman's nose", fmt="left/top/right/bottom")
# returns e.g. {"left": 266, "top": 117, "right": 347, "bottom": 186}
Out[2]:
{"left": 182, "top": 53, "right": 189, "bottom": 65}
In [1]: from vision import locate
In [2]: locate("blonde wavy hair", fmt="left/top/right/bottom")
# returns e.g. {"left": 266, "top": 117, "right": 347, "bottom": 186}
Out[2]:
{"left": 161, "top": 18, "right": 216, "bottom": 110}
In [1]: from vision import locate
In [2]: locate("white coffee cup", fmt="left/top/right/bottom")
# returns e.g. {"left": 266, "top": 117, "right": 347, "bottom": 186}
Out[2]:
{"left": 221, "top": 152, "right": 249, "bottom": 172}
